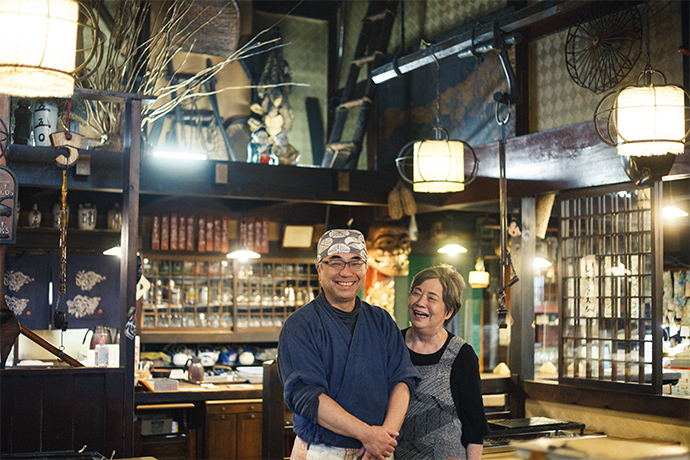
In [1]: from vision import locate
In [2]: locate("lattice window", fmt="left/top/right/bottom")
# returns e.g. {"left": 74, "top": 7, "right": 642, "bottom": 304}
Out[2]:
{"left": 559, "top": 185, "right": 661, "bottom": 391}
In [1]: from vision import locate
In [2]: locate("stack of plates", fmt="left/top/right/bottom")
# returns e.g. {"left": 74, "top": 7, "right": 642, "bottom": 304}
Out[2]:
{"left": 235, "top": 366, "right": 263, "bottom": 384}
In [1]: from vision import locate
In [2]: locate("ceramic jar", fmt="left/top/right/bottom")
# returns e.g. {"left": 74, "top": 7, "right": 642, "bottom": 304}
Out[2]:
{"left": 53, "top": 202, "right": 69, "bottom": 229}
{"left": 78, "top": 203, "right": 97, "bottom": 230}
{"left": 107, "top": 203, "right": 122, "bottom": 231}
{"left": 28, "top": 204, "right": 41, "bottom": 228}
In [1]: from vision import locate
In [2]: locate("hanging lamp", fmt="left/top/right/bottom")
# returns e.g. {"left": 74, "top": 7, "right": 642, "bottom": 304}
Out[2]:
{"left": 437, "top": 243, "right": 467, "bottom": 256}
{"left": 662, "top": 179, "right": 689, "bottom": 218}
{"left": 226, "top": 218, "right": 261, "bottom": 261}
{"left": 468, "top": 257, "right": 490, "bottom": 288}
{"left": 594, "top": 2, "right": 689, "bottom": 158}
{"left": 396, "top": 46, "right": 478, "bottom": 193}
{"left": 0, "top": 0, "right": 80, "bottom": 97}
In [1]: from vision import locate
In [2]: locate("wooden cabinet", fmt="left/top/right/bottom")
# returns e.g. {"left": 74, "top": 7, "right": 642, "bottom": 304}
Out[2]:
{"left": 134, "top": 402, "right": 197, "bottom": 460}
{"left": 206, "top": 399, "right": 262, "bottom": 460}
{"left": 140, "top": 256, "right": 320, "bottom": 343}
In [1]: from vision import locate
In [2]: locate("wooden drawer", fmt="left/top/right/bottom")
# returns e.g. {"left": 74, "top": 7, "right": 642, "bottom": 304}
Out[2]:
{"left": 206, "top": 399, "right": 262, "bottom": 415}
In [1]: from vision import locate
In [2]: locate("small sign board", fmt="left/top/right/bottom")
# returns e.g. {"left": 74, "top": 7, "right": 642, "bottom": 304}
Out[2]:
{"left": 0, "top": 166, "right": 18, "bottom": 244}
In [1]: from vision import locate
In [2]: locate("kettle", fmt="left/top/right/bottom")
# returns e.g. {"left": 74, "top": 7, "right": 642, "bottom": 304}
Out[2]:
{"left": 185, "top": 356, "right": 205, "bottom": 383}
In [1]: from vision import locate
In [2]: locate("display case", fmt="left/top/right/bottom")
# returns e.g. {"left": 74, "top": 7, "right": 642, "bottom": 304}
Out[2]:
{"left": 140, "top": 256, "right": 321, "bottom": 343}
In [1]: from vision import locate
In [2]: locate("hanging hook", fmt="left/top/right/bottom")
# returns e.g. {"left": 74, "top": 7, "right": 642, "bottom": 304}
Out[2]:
{"left": 492, "top": 20, "right": 520, "bottom": 126}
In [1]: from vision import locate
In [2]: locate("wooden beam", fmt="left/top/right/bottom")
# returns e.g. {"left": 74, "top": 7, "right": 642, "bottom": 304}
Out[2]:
{"left": 429, "top": 121, "right": 690, "bottom": 210}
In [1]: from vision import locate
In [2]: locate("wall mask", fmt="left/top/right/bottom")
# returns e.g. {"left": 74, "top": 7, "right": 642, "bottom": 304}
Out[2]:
{"left": 366, "top": 221, "right": 411, "bottom": 277}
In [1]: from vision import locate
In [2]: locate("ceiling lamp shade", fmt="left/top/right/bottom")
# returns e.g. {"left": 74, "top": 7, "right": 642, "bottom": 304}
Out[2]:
{"left": 396, "top": 50, "right": 478, "bottom": 193}
{"left": 662, "top": 205, "right": 688, "bottom": 219}
{"left": 468, "top": 270, "right": 490, "bottom": 289}
{"left": 468, "top": 257, "right": 490, "bottom": 288}
{"left": 615, "top": 84, "right": 686, "bottom": 156}
{"left": 413, "top": 139, "right": 465, "bottom": 193}
{"left": 594, "top": 3, "right": 689, "bottom": 158}
{"left": 397, "top": 135, "right": 478, "bottom": 194}
{"left": 226, "top": 248, "right": 261, "bottom": 262}
{"left": 437, "top": 243, "right": 467, "bottom": 256}
{"left": 0, "top": 0, "right": 79, "bottom": 98}
{"left": 533, "top": 257, "right": 553, "bottom": 269}
{"left": 595, "top": 73, "right": 688, "bottom": 157}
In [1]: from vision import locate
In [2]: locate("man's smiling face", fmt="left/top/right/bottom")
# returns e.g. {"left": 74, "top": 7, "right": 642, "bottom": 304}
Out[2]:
{"left": 317, "top": 253, "right": 367, "bottom": 311}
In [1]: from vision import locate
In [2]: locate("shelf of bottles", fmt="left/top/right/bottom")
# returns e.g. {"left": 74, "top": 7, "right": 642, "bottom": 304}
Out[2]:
{"left": 141, "top": 256, "right": 320, "bottom": 331}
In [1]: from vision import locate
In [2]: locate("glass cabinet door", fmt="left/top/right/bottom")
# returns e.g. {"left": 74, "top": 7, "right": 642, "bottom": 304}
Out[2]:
{"left": 141, "top": 256, "right": 317, "bottom": 335}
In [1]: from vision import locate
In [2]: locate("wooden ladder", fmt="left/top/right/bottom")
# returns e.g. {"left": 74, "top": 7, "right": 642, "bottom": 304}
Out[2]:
{"left": 321, "top": 0, "right": 399, "bottom": 169}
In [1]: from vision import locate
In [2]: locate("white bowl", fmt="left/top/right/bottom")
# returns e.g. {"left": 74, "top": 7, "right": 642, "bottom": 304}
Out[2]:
{"left": 235, "top": 366, "right": 263, "bottom": 384}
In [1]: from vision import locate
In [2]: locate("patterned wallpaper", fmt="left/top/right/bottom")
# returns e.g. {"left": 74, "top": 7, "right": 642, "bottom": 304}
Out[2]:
{"left": 251, "top": 1, "right": 685, "bottom": 169}
{"left": 529, "top": 1, "right": 684, "bottom": 132}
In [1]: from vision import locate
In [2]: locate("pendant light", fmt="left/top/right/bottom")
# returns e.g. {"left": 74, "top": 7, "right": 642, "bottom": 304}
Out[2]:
{"left": 594, "top": 2, "right": 689, "bottom": 157}
{"left": 663, "top": 179, "right": 689, "bottom": 219}
{"left": 396, "top": 46, "right": 478, "bottom": 193}
{"left": 0, "top": 0, "right": 80, "bottom": 98}
{"left": 437, "top": 243, "right": 467, "bottom": 256}
{"left": 468, "top": 257, "right": 490, "bottom": 289}
{"left": 226, "top": 218, "right": 261, "bottom": 261}
{"left": 226, "top": 248, "right": 261, "bottom": 261}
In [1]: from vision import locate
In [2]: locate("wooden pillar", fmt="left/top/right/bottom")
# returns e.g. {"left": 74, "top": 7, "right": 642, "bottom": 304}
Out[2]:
{"left": 510, "top": 196, "right": 535, "bottom": 380}
{"left": 0, "top": 94, "right": 20, "bottom": 367}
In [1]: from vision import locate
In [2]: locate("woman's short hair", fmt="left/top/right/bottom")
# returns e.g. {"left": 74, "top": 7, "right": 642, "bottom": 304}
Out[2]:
{"left": 410, "top": 264, "right": 466, "bottom": 326}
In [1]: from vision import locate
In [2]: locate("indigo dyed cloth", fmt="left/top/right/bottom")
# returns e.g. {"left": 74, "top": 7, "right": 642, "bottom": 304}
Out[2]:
{"left": 278, "top": 292, "right": 420, "bottom": 448}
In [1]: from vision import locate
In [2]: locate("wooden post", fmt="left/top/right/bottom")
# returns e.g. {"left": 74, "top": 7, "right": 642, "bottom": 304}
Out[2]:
{"left": 0, "top": 94, "right": 20, "bottom": 367}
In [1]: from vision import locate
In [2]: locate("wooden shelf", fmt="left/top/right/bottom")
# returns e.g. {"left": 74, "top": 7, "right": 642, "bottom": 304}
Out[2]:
{"left": 139, "top": 255, "right": 320, "bottom": 344}
{"left": 13, "top": 226, "right": 121, "bottom": 251}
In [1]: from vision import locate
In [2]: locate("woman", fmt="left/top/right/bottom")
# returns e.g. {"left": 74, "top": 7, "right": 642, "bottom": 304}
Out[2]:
{"left": 397, "top": 264, "right": 489, "bottom": 460}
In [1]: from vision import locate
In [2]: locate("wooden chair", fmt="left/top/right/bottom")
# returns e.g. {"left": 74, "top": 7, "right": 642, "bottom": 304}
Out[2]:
{"left": 262, "top": 360, "right": 294, "bottom": 460}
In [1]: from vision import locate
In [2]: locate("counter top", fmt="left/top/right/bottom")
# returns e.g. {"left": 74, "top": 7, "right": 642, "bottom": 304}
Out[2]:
{"left": 135, "top": 380, "right": 262, "bottom": 405}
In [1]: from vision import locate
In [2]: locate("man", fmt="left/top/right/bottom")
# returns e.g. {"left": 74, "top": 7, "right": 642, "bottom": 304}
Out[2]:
{"left": 278, "top": 229, "right": 420, "bottom": 460}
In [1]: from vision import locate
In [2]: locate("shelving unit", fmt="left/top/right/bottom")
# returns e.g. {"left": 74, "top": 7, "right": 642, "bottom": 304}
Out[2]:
{"left": 2, "top": 88, "right": 145, "bottom": 456}
{"left": 140, "top": 256, "right": 320, "bottom": 343}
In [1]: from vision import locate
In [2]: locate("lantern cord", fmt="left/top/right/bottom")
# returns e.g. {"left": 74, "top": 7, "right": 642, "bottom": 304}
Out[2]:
{"left": 644, "top": 1, "right": 651, "bottom": 71}
{"left": 433, "top": 48, "right": 441, "bottom": 138}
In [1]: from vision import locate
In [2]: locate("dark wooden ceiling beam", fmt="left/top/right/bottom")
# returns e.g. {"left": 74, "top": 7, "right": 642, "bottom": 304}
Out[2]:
{"left": 10, "top": 123, "right": 687, "bottom": 214}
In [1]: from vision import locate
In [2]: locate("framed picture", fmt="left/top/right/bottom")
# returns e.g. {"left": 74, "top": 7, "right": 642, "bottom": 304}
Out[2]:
{"left": 282, "top": 225, "right": 314, "bottom": 248}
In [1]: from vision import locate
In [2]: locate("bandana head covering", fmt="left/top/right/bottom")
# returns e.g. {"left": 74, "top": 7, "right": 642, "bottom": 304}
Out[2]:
{"left": 317, "top": 229, "right": 368, "bottom": 263}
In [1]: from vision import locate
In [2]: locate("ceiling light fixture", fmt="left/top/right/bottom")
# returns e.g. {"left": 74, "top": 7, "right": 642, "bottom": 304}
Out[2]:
{"left": 103, "top": 246, "right": 122, "bottom": 257}
{"left": 152, "top": 150, "right": 208, "bottom": 161}
{"left": 396, "top": 46, "right": 478, "bottom": 193}
{"left": 662, "top": 205, "right": 688, "bottom": 219}
{"left": 438, "top": 243, "right": 467, "bottom": 256}
{"left": 533, "top": 257, "right": 553, "bottom": 269}
{"left": 0, "top": 0, "right": 98, "bottom": 98}
{"left": 226, "top": 219, "right": 261, "bottom": 261}
{"left": 226, "top": 248, "right": 261, "bottom": 262}
{"left": 663, "top": 180, "right": 689, "bottom": 219}
{"left": 594, "top": 2, "right": 689, "bottom": 158}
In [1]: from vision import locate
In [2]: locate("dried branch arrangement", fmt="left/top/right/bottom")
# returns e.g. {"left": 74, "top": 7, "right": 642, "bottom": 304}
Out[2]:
{"left": 77, "top": 0, "right": 281, "bottom": 149}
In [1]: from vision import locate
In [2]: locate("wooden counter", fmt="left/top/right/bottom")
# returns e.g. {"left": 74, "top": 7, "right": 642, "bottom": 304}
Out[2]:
{"left": 135, "top": 380, "right": 262, "bottom": 405}
{"left": 134, "top": 381, "right": 264, "bottom": 460}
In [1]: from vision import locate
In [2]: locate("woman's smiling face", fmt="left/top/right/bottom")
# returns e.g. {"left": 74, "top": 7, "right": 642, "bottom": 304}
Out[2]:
{"left": 408, "top": 278, "right": 452, "bottom": 332}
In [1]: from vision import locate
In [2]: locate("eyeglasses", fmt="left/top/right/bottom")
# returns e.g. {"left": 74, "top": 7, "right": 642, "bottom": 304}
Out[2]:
{"left": 320, "top": 259, "right": 367, "bottom": 271}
